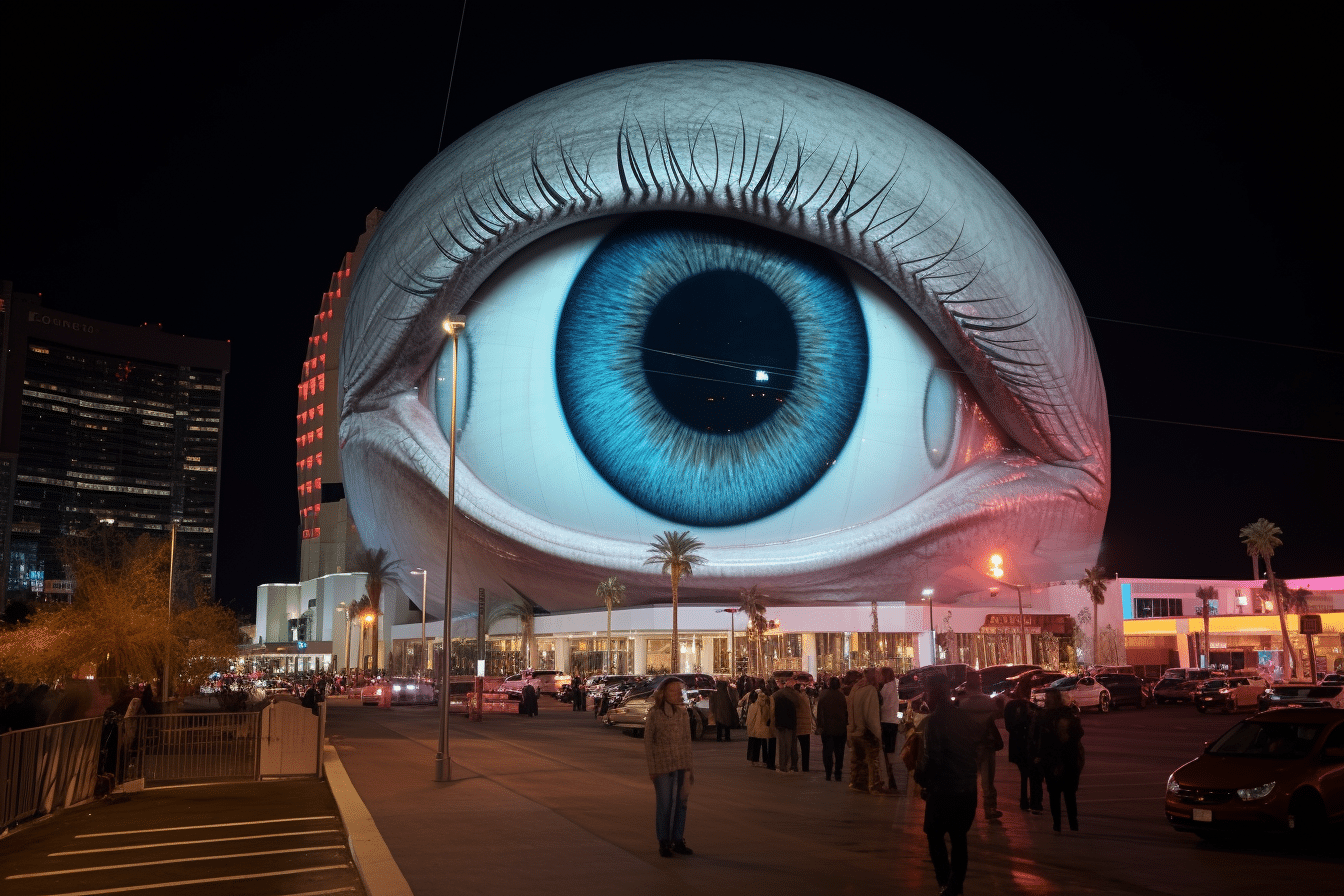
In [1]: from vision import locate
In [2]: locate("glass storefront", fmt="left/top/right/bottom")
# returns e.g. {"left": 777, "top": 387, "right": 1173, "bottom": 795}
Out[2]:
{"left": 814, "top": 632, "right": 917, "bottom": 675}
{"left": 569, "top": 638, "right": 633, "bottom": 677}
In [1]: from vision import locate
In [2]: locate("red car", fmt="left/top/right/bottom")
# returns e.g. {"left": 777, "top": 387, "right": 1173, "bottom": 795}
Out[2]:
{"left": 1166, "top": 708, "right": 1344, "bottom": 839}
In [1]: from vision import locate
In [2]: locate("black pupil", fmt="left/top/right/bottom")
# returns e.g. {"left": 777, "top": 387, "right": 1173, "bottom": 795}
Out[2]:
{"left": 641, "top": 270, "right": 798, "bottom": 432}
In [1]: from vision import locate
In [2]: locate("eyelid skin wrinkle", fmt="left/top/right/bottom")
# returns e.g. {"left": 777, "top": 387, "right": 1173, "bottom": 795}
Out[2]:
{"left": 340, "top": 61, "right": 1109, "bottom": 624}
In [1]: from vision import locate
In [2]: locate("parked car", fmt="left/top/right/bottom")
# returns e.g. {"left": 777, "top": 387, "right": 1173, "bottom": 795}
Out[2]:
{"left": 1096, "top": 673, "right": 1149, "bottom": 709}
{"left": 997, "top": 669, "right": 1067, "bottom": 704}
{"left": 1194, "top": 677, "right": 1267, "bottom": 714}
{"left": 956, "top": 664, "right": 1041, "bottom": 703}
{"left": 1153, "top": 668, "right": 1222, "bottom": 705}
{"left": 602, "top": 674, "right": 711, "bottom": 737}
{"left": 1258, "top": 684, "right": 1344, "bottom": 711}
{"left": 495, "top": 670, "right": 572, "bottom": 699}
{"left": 360, "top": 677, "right": 437, "bottom": 706}
{"left": 1165, "top": 707, "right": 1344, "bottom": 839}
{"left": 896, "top": 663, "right": 971, "bottom": 717}
{"left": 1031, "top": 675, "right": 1112, "bottom": 712}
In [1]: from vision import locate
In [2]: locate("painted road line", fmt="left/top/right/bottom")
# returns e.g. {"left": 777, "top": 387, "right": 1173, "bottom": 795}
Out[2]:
{"left": 37, "top": 865, "right": 350, "bottom": 896}
{"left": 53, "top": 829, "right": 342, "bottom": 855}
{"left": 73, "top": 816, "right": 336, "bottom": 838}
{"left": 6, "top": 846, "right": 346, "bottom": 879}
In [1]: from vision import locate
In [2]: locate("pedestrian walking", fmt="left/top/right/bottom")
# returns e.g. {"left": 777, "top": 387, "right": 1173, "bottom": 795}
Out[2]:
{"left": 520, "top": 683, "right": 539, "bottom": 717}
{"left": 746, "top": 689, "right": 776, "bottom": 769}
{"left": 771, "top": 679, "right": 800, "bottom": 773}
{"left": 879, "top": 667, "right": 902, "bottom": 790}
{"left": 846, "top": 668, "right": 890, "bottom": 794}
{"left": 774, "top": 676, "right": 812, "bottom": 770}
{"left": 1003, "top": 679, "right": 1043, "bottom": 812}
{"left": 1034, "top": 689, "right": 1084, "bottom": 832}
{"left": 956, "top": 670, "right": 1004, "bottom": 820}
{"left": 814, "top": 676, "right": 848, "bottom": 781}
{"left": 710, "top": 680, "right": 738, "bottom": 742}
{"left": 571, "top": 679, "right": 586, "bottom": 712}
{"left": 914, "top": 673, "right": 981, "bottom": 896}
{"left": 645, "top": 677, "right": 695, "bottom": 858}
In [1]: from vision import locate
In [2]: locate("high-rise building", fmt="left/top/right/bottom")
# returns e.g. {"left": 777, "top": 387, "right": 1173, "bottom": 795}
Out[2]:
{"left": 0, "top": 282, "right": 231, "bottom": 603}
{"left": 296, "top": 209, "right": 381, "bottom": 581}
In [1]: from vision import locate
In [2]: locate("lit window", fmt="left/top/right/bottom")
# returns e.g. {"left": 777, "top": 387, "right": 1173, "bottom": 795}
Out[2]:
{"left": 315, "top": 452, "right": 322, "bottom": 466}
{"left": 314, "top": 527, "right": 321, "bottom": 537}
{"left": 316, "top": 426, "right": 323, "bottom": 440}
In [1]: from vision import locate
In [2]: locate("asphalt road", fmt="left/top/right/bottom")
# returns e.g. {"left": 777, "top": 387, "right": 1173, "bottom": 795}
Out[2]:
{"left": 324, "top": 696, "right": 1342, "bottom": 895}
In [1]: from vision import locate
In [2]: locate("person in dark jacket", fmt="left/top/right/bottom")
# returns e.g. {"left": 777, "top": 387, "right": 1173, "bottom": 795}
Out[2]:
{"left": 814, "top": 676, "right": 849, "bottom": 781}
{"left": 520, "top": 683, "right": 539, "bottom": 717}
{"left": 1033, "top": 689, "right": 1084, "bottom": 831}
{"left": 915, "top": 673, "right": 981, "bottom": 896}
{"left": 771, "top": 682, "right": 799, "bottom": 773}
{"left": 571, "top": 679, "right": 587, "bottom": 712}
{"left": 710, "top": 680, "right": 738, "bottom": 742}
{"left": 1003, "top": 679, "right": 1042, "bottom": 812}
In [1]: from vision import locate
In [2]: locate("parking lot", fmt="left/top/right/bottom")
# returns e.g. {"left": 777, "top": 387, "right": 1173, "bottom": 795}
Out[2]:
{"left": 325, "top": 695, "right": 1342, "bottom": 895}
{"left": 0, "top": 778, "right": 366, "bottom": 896}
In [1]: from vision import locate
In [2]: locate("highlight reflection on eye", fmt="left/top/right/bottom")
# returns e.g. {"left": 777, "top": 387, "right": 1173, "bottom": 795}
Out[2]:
{"left": 340, "top": 60, "right": 1110, "bottom": 616}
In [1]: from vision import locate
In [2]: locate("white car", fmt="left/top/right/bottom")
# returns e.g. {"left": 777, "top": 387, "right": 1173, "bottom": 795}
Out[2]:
{"left": 1031, "top": 675, "right": 1112, "bottom": 713}
{"left": 495, "top": 670, "right": 572, "bottom": 698}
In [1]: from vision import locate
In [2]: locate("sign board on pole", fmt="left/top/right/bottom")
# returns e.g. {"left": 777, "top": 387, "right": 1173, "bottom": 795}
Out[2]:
{"left": 1300, "top": 614, "right": 1323, "bottom": 635}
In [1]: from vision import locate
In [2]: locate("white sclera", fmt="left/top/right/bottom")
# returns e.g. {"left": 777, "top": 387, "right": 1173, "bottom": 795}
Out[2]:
{"left": 447, "top": 219, "right": 962, "bottom": 547}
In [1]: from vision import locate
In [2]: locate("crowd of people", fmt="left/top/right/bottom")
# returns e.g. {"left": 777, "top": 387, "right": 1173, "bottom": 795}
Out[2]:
{"left": 641, "top": 667, "right": 1086, "bottom": 896}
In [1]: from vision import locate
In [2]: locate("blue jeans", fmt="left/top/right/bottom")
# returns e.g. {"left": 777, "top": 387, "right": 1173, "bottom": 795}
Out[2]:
{"left": 653, "top": 770, "right": 689, "bottom": 843}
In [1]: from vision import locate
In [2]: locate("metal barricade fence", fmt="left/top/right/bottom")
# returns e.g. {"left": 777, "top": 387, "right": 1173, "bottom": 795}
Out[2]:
{"left": 119, "top": 712, "right": 261, "bottom": 787}
{"left": 0, "top": 717, "right": 102, "bottom": 831}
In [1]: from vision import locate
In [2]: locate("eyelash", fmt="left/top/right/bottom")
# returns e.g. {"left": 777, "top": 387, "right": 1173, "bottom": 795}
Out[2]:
{"left": 388, "top": 108, "right": 1051, "bottom": 447}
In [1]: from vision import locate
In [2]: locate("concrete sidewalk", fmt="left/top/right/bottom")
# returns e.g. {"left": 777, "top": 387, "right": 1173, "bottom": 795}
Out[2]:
{"left": 322, "top": 698, "right": 1120, "bottom": 896}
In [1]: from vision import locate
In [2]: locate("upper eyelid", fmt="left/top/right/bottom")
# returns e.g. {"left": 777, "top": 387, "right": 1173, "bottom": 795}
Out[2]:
{"left": 345, "top": 76, "right": 1096, "bottom": 467}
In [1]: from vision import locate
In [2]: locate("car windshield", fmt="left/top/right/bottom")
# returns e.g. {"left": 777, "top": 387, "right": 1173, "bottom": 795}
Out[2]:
{"left": 1049, "top": 677, "right": 1078, "bottom": 689}
{"left": 1207, "top": 721, "right": 1322, "bottom": 759}
{"left": 1197, "top": 680, "right": 1228, "bottom": 692}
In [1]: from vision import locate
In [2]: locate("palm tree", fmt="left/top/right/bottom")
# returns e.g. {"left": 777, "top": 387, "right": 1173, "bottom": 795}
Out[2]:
{"left": 1077, "top": 566, "right": 1108, "bottom": 667}
{"left": 348, "top": 596, "right": 371, "bottom": 670}
{"left": 644, "top": 531, "right": 705, "bottom": 673}
{"left": 1240, "top": 518, "right": 1296, "bottom": 679}
{"left": 739, "top": 584, "right": 768, "bottom": 675}
{"left": 349, "top": 547, "right": 402, "bottom": 674}
{"left": 1194, "top": 586, "right": 1216, "bottom": 670}
{"left": 596, "top": 576, "right": 625, "bottom": 674}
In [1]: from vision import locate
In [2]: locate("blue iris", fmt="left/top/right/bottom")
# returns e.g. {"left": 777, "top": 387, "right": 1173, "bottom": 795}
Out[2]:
{"left": 555, "top": 214, "right": 868, "bottom": 526}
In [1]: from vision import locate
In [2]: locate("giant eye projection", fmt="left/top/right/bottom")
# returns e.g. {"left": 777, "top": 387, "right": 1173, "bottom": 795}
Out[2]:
{"left": 339, "top": 61, "right": 1110, "bottom": 626}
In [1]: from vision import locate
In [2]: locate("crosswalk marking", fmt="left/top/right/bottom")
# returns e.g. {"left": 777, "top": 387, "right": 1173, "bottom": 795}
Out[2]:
{"left": 53, "top": 829, "right": 342, "bottom": 855}
{"left": 73, "top": 816, "right": 336, "bottom": 838}
{"left": 35, "top": 866, "right": 352, "bottom": 896}
{"left": 6, "top": 846, "right": 346, "bottom": 879}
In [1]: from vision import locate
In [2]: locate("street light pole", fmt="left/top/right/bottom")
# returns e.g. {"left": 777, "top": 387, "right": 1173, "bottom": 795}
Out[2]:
{"left": 718, "top": 608, "right": 739, "bottom": 675}
{"left": 989, "top": 554, "right": 1031, "bottom": 665}
{"left": 437, "top": 314, "right": 465, "bottom": 783}
{"left": 922, "top": 588, "right": 935, "bottom": 664}
{"left": 163, "top": 519, "right": 178, "bottom": 703}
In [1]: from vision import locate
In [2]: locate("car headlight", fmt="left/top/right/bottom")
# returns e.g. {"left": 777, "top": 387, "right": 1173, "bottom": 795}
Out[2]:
{"left": 1236, "top": 782, "right": 1275, "bottom": 801}
{"left": 1166, "top": 774, "right": 1180, "bottom": 795}
{"left": 1217, "top": 689, "right": 1230, "bottom": 695}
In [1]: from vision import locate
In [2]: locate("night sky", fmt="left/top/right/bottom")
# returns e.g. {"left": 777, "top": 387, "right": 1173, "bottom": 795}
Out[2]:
{"left": 3, "top": 4, "right": 1339, "bottom": 618}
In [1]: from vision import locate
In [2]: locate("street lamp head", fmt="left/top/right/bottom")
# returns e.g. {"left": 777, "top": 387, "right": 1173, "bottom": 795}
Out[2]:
{"left": 364, "top": 613, "right": 375, "bottom": 623}
{"left": 921, "top": 587, "right": 934, "bottom": 597}
{"left": 442, "top": 315, "right": 466, "bottom": 335}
